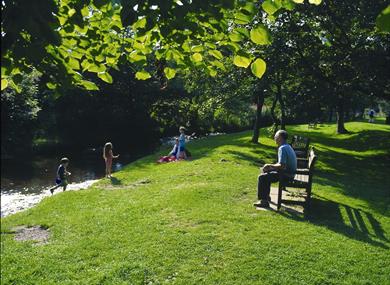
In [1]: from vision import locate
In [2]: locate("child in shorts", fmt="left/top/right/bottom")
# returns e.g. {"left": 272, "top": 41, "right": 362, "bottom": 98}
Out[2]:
{"left": 49, "top": 157, "right": 71, "bottom": 194}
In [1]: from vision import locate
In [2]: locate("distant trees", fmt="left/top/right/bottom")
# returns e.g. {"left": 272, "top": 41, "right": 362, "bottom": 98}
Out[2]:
{"left": 1, "top": 0, "right": 390, "bottom": 159}
{"left": 288, "top": 0, "right": 389, "bottom": 133}
{"left": 1, "top": 71, "right": 41, "bottom": 155}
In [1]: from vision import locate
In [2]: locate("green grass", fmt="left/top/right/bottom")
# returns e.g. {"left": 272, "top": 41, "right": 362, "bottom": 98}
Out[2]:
{"left": 1, "top": 121, "right": 390, "bottom": 285}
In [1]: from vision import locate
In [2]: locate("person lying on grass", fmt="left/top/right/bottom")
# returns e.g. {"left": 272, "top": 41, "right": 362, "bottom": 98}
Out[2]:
{"left": 254, "top": 130, "right": 297, "bottom": 208}
{"left": 158, "top": 138, "right": 179, "bottom": 163}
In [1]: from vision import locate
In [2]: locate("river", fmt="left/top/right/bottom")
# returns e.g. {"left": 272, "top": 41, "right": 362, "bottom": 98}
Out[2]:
{"left": 0, "top": 149, "right": 138, "bottom": 217}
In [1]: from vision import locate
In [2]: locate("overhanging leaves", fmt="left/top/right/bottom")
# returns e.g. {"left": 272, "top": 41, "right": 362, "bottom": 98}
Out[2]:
{"left": 250, "top": 25, "right": 272, "bottom": 45}
{"left": 135, "top": 70, "right": 151, "bottom": 80}
{"left": 250, "top": 58, "right": 267, "bottom": 78}
{"left": 233, "top": 55, "right": 251, "bottom": 68}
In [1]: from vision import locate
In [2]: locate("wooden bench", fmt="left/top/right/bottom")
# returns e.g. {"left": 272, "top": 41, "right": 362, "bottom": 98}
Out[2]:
{"left": 290, "top": 135, "right": 310, "bottom": 168}
{"left": 277, "top": 147, "right": 317, "bottom": 210}
{"left": 308, "top": 122, "right": 317, "bottom": 129}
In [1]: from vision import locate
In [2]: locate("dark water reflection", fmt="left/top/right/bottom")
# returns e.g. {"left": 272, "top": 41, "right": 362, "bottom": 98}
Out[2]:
{"left": 1, "top": 150, "right": 137, "bottom": 195}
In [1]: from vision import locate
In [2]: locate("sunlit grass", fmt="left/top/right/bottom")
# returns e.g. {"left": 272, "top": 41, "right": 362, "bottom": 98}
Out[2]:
{"left": 1, "top": 121, "right": 389, "bottom": 284}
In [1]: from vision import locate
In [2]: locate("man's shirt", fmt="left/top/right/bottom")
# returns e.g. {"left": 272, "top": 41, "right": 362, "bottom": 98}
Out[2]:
{"left": 278, "top": 143, "right": 297, "bottom": 178}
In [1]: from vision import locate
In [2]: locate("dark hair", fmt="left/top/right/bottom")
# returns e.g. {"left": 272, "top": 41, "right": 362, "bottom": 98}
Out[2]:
{"left": 60, "top": 157, "right": 69, "bottom": 164}
{"left": 276, "top": 130, "right": 288, "bottom": 141}
{"left": 103, "top": 142, "right": 113, "bottom": 158}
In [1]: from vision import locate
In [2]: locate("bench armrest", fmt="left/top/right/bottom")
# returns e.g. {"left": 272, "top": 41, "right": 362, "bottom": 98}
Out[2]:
{"left": 297, "top": 157, "right": 308, "bottom": 161}
{"left": 295, "top": 168, "right": 310, "bottom": 175}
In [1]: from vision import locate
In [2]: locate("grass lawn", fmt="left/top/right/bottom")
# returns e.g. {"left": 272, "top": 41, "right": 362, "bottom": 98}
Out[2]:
{"left": 1, "top": 121, "right": 390, "bottom": 285}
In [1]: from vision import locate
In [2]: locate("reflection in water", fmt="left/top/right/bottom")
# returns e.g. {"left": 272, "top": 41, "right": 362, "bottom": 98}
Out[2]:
{"left": 1, "top": 151, "right": 135, "bottom": 217}
{"left": 1, "top": 154, "right": 132, "bottom": 194}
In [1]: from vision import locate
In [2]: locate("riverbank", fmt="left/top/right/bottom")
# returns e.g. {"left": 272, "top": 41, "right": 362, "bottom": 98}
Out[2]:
{"left": 0, "top": 133, "right": 224, "bottom": 217}
{"left": 1, "top": 122, "right": 389, "bottom": 284}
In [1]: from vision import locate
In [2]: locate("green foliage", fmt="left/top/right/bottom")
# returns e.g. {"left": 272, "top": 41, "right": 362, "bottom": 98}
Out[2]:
{"left": 1, "top": 0, "right": 322, "bottom": 92}
{"left": 97, "top": 71, "right": 113, "bottom": 84}
{"left": 1, "top": 71, "right": 41, "bottom": 154}
{"left": 308, "top": 0, "right": 322, "bottom": 5}
{"left": 1, "top": 78, "right": 8, "bottom": 91}
{"left": 135, "top": 70, "right": 152, "bottom": 80}
{"left": 181, "top": 61, "right": 256, "bottom": 133}
{"left": 233, "top": 55, "right": 251, "bottom": 68}
{"left": 376, "top": 5, "right": 390, "bottom": 32}
{"left": 250, "top": 25, "right": 272, "bottom": 45}
{"left": 262, "top": 0, "right": 280, "bottom": 15}
{"left": 250, "top": 58, "right": 267, "bottom": 79}
{"left": 163, "top": 67, "right": 176, "bottom": 80}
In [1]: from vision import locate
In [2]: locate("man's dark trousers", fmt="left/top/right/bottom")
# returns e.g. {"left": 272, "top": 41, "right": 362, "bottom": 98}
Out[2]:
{"left": 258, "top": 171, "right": 294, "bottom": 200}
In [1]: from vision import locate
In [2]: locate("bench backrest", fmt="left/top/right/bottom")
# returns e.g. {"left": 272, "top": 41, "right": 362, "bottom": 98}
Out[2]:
{"left": 291, "top": 135, "right": 310, "bottom": 153}
{"left": 307, "top": 147, "right": 317, "bottom": 186}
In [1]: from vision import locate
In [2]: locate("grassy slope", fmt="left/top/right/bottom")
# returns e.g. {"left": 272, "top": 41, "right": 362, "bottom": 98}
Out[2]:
{"left": 1, "top": 121, "right": 390, "bottom": 285}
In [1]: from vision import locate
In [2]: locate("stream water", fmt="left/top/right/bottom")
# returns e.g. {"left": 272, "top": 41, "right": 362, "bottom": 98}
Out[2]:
{"left": 0, "top": 149, "right": 137, "bottom": 217}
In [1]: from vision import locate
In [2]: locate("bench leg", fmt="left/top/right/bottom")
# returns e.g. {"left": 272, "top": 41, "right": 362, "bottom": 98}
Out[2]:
{"left": 277, "top": 184, "right": 283, "bottom": 210}
{"left": 306, "top": 187, "right": 312, "bottom": 210}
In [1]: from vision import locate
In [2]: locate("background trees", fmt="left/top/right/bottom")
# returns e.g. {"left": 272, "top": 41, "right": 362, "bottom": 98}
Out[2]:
{"left": 1, "top": 71, "right": 41, "bottom": 156}
{"left": 1, "top": 1, "right": 389, "bottom": 158}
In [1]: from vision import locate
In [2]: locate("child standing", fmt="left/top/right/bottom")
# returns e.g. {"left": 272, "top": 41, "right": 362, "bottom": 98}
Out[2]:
{"left": 103, "top": 142, "right": 120, "bottom": 178}
{"left": 177, "top": 126, "right": 187, "bottom": 160}
{"left": 49, "top": 157, "right": 71, "bottom": 194}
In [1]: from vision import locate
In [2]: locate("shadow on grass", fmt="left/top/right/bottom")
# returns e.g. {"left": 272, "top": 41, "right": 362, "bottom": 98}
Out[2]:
{"left": 280, "top": 196, "right": 389, "bottom": 249}
{"left": 314, "top": 148, "right": 390, "bottom": 213}
{"left": 224, "top": 149, "right": 272, "bottom": 166}
{"left": 285, "top": 127, "right": 390, "bottom": 213}
{"left": 289, "top": 128, "right": 390, "bottom": 154}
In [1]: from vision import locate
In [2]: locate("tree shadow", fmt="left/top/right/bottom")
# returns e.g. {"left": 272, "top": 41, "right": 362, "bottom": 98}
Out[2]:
{"left": 284, "top": 127, "right": 390, "bottom": 213}
{"left": 279, "top": 196, "right": 389, "bottom": 249}
{"left": 288, "top": 128, "right": 390, "bottom": 154}
{"left": 313, "top": 148, "right": 390, "bottom": 214}
{"left": 223, "top": 150, "right": 272, "bottom": 166}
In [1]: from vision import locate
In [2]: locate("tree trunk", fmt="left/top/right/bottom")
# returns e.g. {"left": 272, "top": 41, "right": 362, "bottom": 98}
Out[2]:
{"left": 328, "top": 108, "right": 333, "bottom": 122}
{"left": 270, "top": 95, "right": 279, "bottom": 136}
{"left": 336, "top": 98, "right": 348, "bottom": 134}
{"left": 251, "top": 90, "right": 264, "bottom": 143}
{"left": 276, "top": 72, "right": 286, "bottom": 130}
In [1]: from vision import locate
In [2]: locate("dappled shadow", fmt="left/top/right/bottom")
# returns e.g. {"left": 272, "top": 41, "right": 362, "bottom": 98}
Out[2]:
{"left": 313, "top": 148, "right": 390, "bottom": 213}
{"left": 289, "top": 128, "right": 390, "bottom": 154}
{"left": 286, "top": 127, "right": 390, "bottom": 213}
{"left": 280, "top": 196, "right": 389, "bottom": 249}
{"left": 225, "top": 148, "right": 274, "bottom": 166}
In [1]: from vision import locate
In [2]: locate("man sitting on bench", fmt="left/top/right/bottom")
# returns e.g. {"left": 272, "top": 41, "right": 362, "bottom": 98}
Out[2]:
{"left": 254, "top": 130, "right": 297, "bottom": 208}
